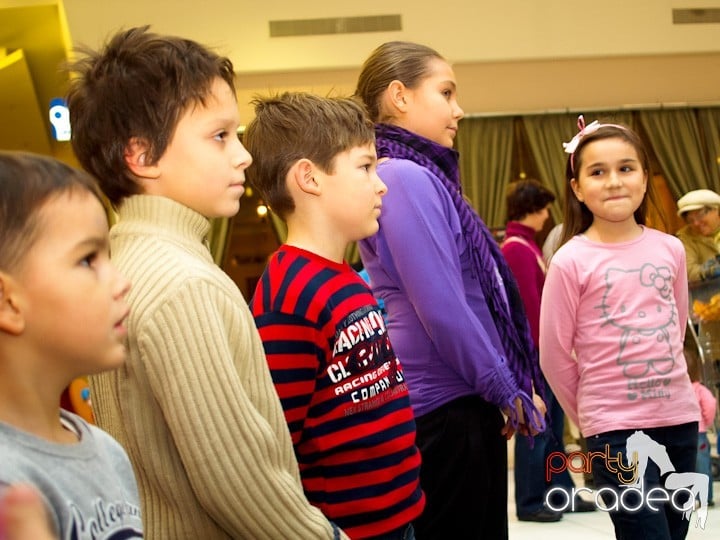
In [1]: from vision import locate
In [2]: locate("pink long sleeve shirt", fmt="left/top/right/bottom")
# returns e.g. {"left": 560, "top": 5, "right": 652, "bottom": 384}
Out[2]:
{"left": 539, "top": 227, "right": 699, "bottom": 437}
{"left": 693, "top": 381, "right": 717, "bottom": 433}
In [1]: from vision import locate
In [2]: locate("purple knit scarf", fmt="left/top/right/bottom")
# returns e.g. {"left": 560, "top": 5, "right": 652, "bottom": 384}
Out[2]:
{"left": 376, "top": 123, "right": 544, "bottom": 430}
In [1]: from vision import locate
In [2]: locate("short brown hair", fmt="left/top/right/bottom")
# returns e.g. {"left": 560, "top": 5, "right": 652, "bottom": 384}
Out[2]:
{"left": 66, "top": 26, "right": 236, "bottom": 208}
{"left": 354, "top": 41, "right": 443, "bottom": 123}
{"left": 243, "top": 92, "right": 374, "bottom": 220}
{"left": 506, "top": 179, "right": 556, "bottom": 222}
{"left": 0, "top": 151, "right": 103, "bottom": 271}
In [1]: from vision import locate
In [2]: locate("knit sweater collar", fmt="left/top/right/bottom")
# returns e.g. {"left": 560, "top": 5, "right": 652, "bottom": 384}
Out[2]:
{"left": 113, "top": 195, "right": 212, "bottom": 254}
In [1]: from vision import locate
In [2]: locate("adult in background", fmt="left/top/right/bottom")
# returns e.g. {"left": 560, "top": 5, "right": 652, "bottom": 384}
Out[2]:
{"left": 676, "top": 190, "right": 720, "bottom": 478}
{"left": 501, "top": 180, "right": 595, "bottom": 521}
{"left": 676, "top": 189, "right": 720, "bottom": 282}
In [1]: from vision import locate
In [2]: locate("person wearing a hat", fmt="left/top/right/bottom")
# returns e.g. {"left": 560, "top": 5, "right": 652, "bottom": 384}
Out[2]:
{"left": 676, "top": 188, "right": 720, "bottom": 281}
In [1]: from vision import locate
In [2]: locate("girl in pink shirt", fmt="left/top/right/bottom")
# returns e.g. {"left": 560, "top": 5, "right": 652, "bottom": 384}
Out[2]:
{"left": 540, "top": 117, "right": 702, "bottom": 539}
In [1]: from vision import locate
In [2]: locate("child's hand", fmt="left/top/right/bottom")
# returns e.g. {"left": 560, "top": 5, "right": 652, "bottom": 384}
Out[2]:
{"left": 0, "top": 484, "right": 56, "bottom": 540}
{"left": 500, "top": 417, "right": 516, "bottom": 440}
{"left": 500, "top": 398, "right": 522, "bottom": 440}
{"left": 531, "top": 393, "right": 547, "bottom": 424}
{"left": 501, "top": 395, "right": 545, "bottom": 439}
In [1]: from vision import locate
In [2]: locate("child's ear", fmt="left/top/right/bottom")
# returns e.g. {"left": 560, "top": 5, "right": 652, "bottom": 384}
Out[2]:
{"left": 570, "top": 178, "right": 584, "bottom": 203}
{"left": 124, "top": 138, "right": 160, "bottom": 180}
{"left": 289, "top": 159, "right": 321, "bottom": 196}
{"left": 0, "top": 273, "right": 24, "bottom": 335}
{"left": 388, "top": 80, "right": 409, "bottom": 112}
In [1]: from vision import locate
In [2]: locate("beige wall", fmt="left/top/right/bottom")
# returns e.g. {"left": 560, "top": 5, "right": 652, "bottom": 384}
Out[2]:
{"left": 4, "top": 1, "right": 719, "bottom": 154}
{"left": 234, "top": 52, "right": 720, "bottom": 124}
{"left": 55, "top": 0, "right": 720, "bottom": 122}
{"left": 60, "top": 0, "right": 720, "bottom": 73}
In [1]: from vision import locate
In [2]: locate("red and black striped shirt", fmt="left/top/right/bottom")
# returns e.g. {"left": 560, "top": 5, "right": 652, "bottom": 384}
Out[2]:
{"left": 251, "top": 245, "right": 424, "bottom": 538}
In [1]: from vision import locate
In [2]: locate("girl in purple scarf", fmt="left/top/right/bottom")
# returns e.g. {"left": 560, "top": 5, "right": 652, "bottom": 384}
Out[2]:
{"left": 355, "top": 41, "right": 545, "bottom": 539}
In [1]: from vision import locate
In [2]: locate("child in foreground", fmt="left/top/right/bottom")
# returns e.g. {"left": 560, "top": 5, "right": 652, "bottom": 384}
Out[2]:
{"left": 0, "top": 152, "right": 142, "bottom": 538}
{"left": 66, "top": 27, "right": 343, "bottom": 538}
{"left": 244, "top": 92, "right": 425, "bottom": 539}
{"left": 539, "top": 117, "right": 703, "bottom": 539}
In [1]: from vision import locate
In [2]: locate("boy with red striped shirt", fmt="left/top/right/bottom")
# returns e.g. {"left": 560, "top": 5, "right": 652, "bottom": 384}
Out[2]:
{"left": 244, "top": 92, "right": 424, "bottom": 539}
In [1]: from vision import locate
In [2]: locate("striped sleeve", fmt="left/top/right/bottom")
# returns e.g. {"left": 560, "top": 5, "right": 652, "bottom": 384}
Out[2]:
{"left": 250, "top": 247, "right": 424, "bottom": 538}
{"left": 254, "top": 309, "right": 323, "bottom": 445}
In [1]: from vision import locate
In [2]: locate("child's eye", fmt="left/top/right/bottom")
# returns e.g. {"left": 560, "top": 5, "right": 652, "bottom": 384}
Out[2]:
{"left": 214, "top": 131, "right": 228, "bottom": 142}
{"left": 590, "top": 168, "right": 604, "bottom": 176}
{"left": 80, "top": 252, "right": 98, "bottom": 268}
{"left": 442, "top": 89, "right": 452, "bottom": 99}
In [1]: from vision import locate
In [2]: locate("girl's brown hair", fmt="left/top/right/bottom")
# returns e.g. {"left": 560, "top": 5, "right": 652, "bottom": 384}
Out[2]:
{"left": 560, "top": 124, "right": 657, "bottom": 247}
{"left": 354, "top": 41, "right": 443, "bottom": 123}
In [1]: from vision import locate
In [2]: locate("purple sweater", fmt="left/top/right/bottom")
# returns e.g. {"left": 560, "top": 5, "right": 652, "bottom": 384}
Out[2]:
{"left": 359, "top": 158, "right": 522, "bottom": 417}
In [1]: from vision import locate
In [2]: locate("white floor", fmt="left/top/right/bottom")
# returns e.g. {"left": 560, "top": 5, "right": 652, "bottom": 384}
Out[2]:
{"left": 507, "top": 471, "right": 719, "bottom": 539}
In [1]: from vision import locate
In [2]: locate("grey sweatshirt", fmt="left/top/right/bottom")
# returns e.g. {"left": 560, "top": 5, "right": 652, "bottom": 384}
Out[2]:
{"left": 0, "top": 409, "right": 143, "bottom": 538}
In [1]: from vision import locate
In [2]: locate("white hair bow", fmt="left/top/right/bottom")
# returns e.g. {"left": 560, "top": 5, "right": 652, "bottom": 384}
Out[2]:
{"left": 562, "top": 115, "right": 601, "bottom": 154}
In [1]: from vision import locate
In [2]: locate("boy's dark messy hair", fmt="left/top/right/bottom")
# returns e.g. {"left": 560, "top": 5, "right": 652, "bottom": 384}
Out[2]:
{"left": 66, "top": 26, "right": 236, "bottom": 207}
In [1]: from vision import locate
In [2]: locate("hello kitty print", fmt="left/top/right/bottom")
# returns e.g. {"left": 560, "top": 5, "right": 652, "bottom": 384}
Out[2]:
{"left": 598, "top": 263, "right": 678, "bottom": 401}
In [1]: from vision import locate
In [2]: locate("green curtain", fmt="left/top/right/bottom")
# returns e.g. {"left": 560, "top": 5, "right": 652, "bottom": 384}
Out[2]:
{"left": 344, "top": 242, "right": 360, "bottom": 265}
{"left": 639, "top": 109, "right": 712, "bottom": 199}
{"left": 521, "top": 113, "right": 578, "bottom": 223}
{"left": 455, "top": 116, "right": 515, "bottom": 228}
{"left": 697, "top": 108, "right": 720, "bottom": 192}
{"left": 267, "top": 209, "right": 359, "bottom": 265}
{"left": 268, "top": 210, "right": 288, "bottom": 243}
{"left": 207, "top": 217, "right": 231, "bottom": 265}
{"left": 522, "top": 111, "right": 633, "bottom": 223}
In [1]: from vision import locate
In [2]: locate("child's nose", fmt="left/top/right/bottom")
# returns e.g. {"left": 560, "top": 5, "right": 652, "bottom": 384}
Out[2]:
{"left": 234, "top": 140, "right": 253, "bottom": 169}
{"left": 114, "top": 269, "right": 131, "bottom": 299}
{"left": 376, "top": 173, "right": 388, "bottom": 196}
{"left": 453, "top": 101, "right": 464, "bottom": 120}
{"left": 607, "top": 171, "right": 622, "bottom": 186}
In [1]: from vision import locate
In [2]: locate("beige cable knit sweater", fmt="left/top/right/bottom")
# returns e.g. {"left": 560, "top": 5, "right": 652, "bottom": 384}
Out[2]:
{"left": 90, "top": 195, "right": 338, "bottom": 539}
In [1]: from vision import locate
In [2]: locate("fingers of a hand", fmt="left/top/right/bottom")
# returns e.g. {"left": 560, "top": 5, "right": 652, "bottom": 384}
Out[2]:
{"left": 0, "top": 484, "right": 54, "bottom": 540}
{"left": 515, "top": 398, "right": 526, "bottom": 424}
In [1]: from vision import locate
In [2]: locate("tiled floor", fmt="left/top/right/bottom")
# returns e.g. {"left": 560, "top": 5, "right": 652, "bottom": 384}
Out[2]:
{"left": 506, "top": 471, "right": 719, "bottom": 539}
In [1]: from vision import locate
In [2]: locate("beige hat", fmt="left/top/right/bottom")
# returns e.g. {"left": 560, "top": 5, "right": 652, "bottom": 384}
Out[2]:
{"left": 677, "top": 189, "right": 720, "bottom": 216}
